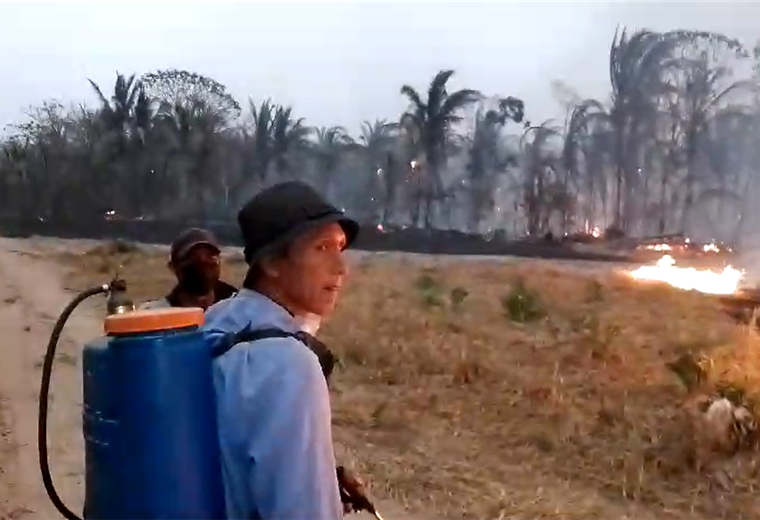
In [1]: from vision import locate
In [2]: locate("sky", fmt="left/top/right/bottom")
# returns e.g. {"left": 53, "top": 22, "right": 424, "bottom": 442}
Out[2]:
{"left": 1, "top": 1, "right": 760, "bottom": 135}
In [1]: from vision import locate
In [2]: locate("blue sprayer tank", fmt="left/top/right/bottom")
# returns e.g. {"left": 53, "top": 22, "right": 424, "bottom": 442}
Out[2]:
{"left": 81, "top": 307, "right": 226, "bottom": 519}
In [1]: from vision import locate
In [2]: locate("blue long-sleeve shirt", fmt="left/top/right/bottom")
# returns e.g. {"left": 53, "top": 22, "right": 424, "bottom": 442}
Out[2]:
{"left": 203, "top": 289, "right": 343, "bottom": 520}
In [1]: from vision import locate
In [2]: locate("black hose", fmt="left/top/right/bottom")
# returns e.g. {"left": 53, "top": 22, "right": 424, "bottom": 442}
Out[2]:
{"left": 38, "top": 283, "right": 109, "bottom": 520}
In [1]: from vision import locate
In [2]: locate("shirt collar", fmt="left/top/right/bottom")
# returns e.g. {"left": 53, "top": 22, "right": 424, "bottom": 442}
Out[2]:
{"left": 233, "top": 288, "right": 299, "bottom": 332}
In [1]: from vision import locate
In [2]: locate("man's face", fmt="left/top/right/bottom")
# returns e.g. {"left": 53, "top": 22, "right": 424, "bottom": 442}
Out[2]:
{"left": 171, "top": 244, "right": 221, "bottom": 294}
{"left": 270, "top": 222, "right": 348, "bottom": 316}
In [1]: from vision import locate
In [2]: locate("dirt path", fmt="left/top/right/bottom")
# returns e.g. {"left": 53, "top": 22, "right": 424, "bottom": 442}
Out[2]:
{"left": 0, "top": 238, "right": 98, "bottom": 519}
{"left": 0, "top": 237, "right": 423, "bottom": 520}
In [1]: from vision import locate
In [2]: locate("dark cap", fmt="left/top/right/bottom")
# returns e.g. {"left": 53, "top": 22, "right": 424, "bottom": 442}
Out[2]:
{"left": 170, "top": 228, "right": 221, "bottom": 264}
{"left": 237, "top": 181, "right": 360, "bottom": 264}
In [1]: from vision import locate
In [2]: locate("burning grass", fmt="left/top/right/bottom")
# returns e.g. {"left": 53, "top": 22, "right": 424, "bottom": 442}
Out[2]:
{"left": 58, "top": 241, "right": 760, "bottom": 520}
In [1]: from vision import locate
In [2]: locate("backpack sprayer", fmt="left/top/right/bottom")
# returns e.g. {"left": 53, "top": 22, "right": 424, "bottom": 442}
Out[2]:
{"left": 37, "top": 274, "right": 384, "bottom": 520}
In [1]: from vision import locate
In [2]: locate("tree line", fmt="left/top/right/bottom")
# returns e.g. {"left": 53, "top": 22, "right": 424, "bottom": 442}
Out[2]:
{"left": 2, "top": 27, "right": 760, "bottom": 243}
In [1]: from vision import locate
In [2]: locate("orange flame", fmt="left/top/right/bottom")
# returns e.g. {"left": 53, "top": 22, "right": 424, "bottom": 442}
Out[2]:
{"left": 628, "top": 254, "right": 743, "bottom": 295}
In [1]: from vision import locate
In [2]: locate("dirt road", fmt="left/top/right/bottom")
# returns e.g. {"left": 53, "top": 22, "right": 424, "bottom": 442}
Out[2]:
{"left": 0, "top": 238, "right": 418, "bottom": 520}
{"left": 0, "top": 238, "right": 94, "bottom": 519}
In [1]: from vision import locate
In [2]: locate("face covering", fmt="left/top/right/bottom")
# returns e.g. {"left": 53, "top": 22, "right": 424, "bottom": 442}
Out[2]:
{"left": 294, "top": 313, "right": 322, "bottom": 335}
{"left": 178, "top": 262, "right": 216, "bottom": 296}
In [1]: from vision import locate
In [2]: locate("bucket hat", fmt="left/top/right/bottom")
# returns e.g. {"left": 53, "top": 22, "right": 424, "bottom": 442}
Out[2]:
{"left": 237, "top": 181, "right": 360, "bottom": 264}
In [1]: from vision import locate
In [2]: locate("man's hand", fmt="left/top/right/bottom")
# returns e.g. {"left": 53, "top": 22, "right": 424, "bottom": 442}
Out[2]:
{"left": 337, "top": 466, "right": 375, "bottom": 515}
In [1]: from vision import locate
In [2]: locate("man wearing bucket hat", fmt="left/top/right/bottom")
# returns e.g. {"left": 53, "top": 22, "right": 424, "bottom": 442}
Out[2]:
{"left": 203, "top": 181, "right": 360, "bottom": 520}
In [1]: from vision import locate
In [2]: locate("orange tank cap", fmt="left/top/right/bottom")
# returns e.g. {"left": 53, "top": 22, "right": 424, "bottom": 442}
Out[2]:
{"left": 104, "top": 307, "right": 205, "bottom": 335}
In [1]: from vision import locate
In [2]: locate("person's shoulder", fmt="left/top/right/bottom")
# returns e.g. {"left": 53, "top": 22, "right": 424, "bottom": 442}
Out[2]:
{"left": 214, "top": 280, "right": 238, "bottom": 302}
{"left": 215, "top": 333, "right": 323, "bottom": 404}
{"left": 203, "top": 294, "right": 244, "bottom": 330}
{"left": 204, "top": 297, "right": 230, "bottom": 319}
{"left": 245, "top": 332, "right": 313, "bottom": 358}
{"left": 237, "top": 332, "right": 321, "bottom": 376}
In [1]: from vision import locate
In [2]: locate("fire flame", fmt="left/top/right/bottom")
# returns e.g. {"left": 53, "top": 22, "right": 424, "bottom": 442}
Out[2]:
{"left": 644, "top": 243, "right": 673, "bottom": 252}
{"left": 628, "top": 254, "right": 744, "bottom": 295}
{"left": 640, "top": 239, "right": 728, "bottom": 254}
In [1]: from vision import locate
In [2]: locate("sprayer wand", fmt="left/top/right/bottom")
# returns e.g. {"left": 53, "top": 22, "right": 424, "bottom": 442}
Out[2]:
{"left": 337, "top": 466, "right": 385, "bottom": 520}
{"left": 38, "top": 276, "right": 131, "bottom": 520}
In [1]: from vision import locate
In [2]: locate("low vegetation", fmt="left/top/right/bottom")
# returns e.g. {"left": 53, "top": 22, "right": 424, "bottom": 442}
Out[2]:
{"left": 59, "top": 241, "right": 760, "bottom": 519}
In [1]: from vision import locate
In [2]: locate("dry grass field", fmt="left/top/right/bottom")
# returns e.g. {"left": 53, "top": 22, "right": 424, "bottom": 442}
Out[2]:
{"left": 57, "top": 240, "right": 760, "bottom": 520}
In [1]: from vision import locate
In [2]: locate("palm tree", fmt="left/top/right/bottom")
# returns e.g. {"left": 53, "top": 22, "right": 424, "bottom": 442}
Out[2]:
{"left": 667, "top": 43, "right": 753, "bottom": 231}
{"left": 88, "top": 72, "right": 153, "bottom": 215}
{"left": 271, "top": 106, "right": 312, "bottom": 179}
{"left": 400, "top": 69, "right": 481, "bottom": 228}
{"left": 520, "top": 121, "right": 564, "bottom": 235}
{"left": 359, "top": 119, "right": 398, "bottom": 158}
{"left": 560, "top": 99, "right": 613, "bottom": 232}
{"left": 230, "top": 99, "right": 277, "bottom": 207}
{"left": 154, "top": 99, "right": 225, "bottom": 219}
{"left": 312, "top": 126, "right": 354, "bottom": 197}
{"left": 246, "top": 99, "right": 276, "bottom": 183}
{"left": 606, "top": 28, "right": 680, "bottom": 231}
{"left": 89, "top": 72, "right": 150, "bottom": 151}
{"left": 464, "top": 101, "right": 523, "bottom": 232}
{"left": 601, "top": 27, "right": 747, "bottom": 232}
{"left": 358, "top": 119, "right": 399, "bottom": 222}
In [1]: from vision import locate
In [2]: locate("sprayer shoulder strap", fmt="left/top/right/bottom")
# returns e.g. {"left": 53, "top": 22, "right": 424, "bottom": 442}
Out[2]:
{"left": 211, "top": 327, "right": 335, "bottom": 381}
